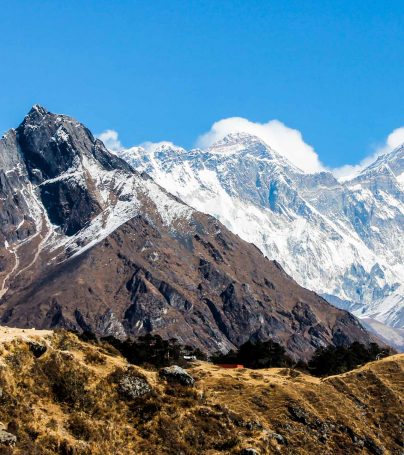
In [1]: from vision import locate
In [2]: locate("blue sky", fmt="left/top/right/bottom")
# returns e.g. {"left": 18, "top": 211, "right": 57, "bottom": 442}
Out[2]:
{"left": 0, "top": 0, "right": 403, "bottom": 172}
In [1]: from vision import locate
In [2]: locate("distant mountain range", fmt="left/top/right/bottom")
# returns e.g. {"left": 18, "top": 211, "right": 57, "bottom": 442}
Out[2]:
{"left": 117, "top": 132, "right": 404, "bottom": 350}
{"left": 0, "top": 106, "right": 377, "bottom": 360}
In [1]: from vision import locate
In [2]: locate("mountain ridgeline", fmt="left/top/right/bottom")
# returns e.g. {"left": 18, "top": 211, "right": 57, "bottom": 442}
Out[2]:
{"left": 0, "top": 106, "right": 377, "bottom": 360}
{"left": 118, "top": 133, "right": 404, "bottom": 349}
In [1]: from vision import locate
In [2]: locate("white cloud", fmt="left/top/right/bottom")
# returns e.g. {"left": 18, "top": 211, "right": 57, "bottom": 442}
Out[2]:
{"left": 333, "top": 126, "right": 404, "bottom": 180}
{"left": 383, "top": 126, "right": 404, "bottom": 151}
{"left": 196, "top": 117, "right": 325, "bottom": 173}
{"left": 97, "top": 129, "right": 122, "bottom": 152}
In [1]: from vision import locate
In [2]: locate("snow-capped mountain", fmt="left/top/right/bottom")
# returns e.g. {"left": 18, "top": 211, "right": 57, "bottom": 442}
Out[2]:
{"left": 0, "top": 106, "right": 376, "bottom": 359}
{"left": 118, "top": 133, "right": 404, "bottom": 340}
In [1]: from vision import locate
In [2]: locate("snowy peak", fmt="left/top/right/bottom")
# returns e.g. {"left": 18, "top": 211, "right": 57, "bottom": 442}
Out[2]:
{"left": 133, "top": 141, "right": 187, "bottom": 158}
{"left": 150, "top": 141, "right": 186, "bottom": 155}
{"left": 118, "top": 132, "right": 404, "bottom": 337}
{"left": 209, "top": 132, "right": 269, "bottom": 152}
{"left": 207, "top": 132, "right": 303, "bottom": 171}
{"left": 359, "top": 144, "right": 404, "bottom": 179}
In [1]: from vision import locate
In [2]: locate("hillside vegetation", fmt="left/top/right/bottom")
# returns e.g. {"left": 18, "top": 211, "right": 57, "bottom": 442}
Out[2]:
{"left": 0, "top": 328, "right": 402, "bottom": 454}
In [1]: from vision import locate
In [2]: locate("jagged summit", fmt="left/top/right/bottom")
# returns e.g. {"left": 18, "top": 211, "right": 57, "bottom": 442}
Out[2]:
{"left": 138, "top": 141, "right": 187, "bottom": 157}
{"left": 208, "top": 131, "right": 280, "bottom": 158}
{"left": 11, "top": 106, "right": 135, "bottom": 236}
{"left": 0, "top": 106, "right": 49, "bottom": 141}
{"left": 210, "top": 131, "right": 267, "bottom": 147}
{"left": 27, "top": 103, "right": 49, "bottom": 116}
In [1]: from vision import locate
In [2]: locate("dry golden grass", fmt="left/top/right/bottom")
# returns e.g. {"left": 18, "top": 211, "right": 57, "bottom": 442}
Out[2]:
{"left": 0, "top": 329, "right": 401, "bottom": 454}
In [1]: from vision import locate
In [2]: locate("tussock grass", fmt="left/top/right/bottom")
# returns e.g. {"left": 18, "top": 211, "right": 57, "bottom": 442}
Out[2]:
{"left": 0, "top": 330, "right": 401, "bottom": 454}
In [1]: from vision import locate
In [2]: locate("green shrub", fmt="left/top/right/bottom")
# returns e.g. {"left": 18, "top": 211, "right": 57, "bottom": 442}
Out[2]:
{"left": 101, "top": 334, "right": 205, "bottom": 368}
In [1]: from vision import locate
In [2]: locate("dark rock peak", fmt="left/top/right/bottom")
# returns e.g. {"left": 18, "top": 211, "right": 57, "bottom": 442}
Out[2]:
{"left": 17, "top": 107, "right": 87, "bottom": 181}
{"left": 17, "top": 105, "right": 133, "bottom": 181}
{"left": 9, "top": 106, "right": 135, "bottom": 235}
{"left": 27, "top": 104, "right": 49, "bottom": 118}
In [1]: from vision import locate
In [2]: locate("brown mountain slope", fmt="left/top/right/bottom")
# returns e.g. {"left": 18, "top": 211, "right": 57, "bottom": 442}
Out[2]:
{"left": 1, "top": 207, "right": 371, "bottom": 360}
{"left": 0, "top": 107, "right": 375, "bottom": 360}
{"left": 0, "top": 329, "right": 402, "bottom": 454}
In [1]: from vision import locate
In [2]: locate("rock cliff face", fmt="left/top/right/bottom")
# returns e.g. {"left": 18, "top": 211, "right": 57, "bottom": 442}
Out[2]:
{"left": 0, "top": 106, "right": 375, "bottom": 359}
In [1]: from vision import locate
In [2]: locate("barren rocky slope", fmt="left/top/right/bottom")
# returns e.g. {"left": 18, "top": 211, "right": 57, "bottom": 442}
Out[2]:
{"left": 0, "top": 107, "right": 375, "bottom": 360}
{"left": 0, "top": 329, "right": 402, "bottom": 454}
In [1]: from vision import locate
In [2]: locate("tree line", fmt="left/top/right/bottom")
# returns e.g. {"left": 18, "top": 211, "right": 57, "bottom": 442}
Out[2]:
{"left": 78, "top": 331, "right": 391, "bottom": 377}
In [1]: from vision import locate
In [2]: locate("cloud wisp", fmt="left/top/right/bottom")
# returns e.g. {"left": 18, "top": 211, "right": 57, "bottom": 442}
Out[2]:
{"left": 97, "top": 129, "right": 123, "bottom": 153}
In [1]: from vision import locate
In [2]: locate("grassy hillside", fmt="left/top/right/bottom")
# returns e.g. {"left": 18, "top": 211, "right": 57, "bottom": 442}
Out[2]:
{"left": 0, "top": 328, "right": 402, "bottom": 454}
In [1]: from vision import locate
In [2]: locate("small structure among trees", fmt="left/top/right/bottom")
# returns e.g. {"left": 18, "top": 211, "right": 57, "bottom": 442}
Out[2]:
{"left": 212, "top": 339, "right": 293, "bottom": 369}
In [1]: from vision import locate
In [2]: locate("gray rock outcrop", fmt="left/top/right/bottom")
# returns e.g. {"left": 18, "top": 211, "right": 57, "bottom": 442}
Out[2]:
{"left": 159, "top": 365, "right": 195, "bottom": 386}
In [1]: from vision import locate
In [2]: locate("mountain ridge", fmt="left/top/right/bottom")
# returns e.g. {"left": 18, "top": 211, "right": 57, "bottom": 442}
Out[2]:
{"left": 117, "top": 133, "right": 404, "bottom": 341}
{"left": 0, "top": 106, "right": 378, "bottom": 359}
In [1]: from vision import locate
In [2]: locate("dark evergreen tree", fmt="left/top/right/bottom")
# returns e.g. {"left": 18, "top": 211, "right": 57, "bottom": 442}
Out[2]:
{"left": 212, "top": 339, "right": 293, "bottom": 368}
{"left": 308, "top": 342, "right": 390, "bottom": 376}
{"left": 100, "top": 334, "right": 205, "bottom": 368}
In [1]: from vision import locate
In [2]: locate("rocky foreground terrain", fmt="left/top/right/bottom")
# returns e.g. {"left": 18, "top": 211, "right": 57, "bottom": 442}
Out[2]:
{"left": 0, "top": 328, "right": 401, "bottom": 454}
{"left": 0, "top": 106, "right": 377, "bottom": 360}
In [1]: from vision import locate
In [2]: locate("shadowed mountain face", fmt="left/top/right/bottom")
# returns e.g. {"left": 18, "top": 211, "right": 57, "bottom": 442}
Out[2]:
{"left": 0, "top": 106, "right": 375, "bottom": 359}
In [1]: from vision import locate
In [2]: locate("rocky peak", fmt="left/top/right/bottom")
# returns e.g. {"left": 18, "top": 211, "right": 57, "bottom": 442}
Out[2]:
{"left": 11, "top": 106, "right": 135, "bottom": 235}
{"left": 27, "top": 103, "right": 49, "bottom": 119}
{"left": 17, "top": 106, "right": 87, "bottom": 182}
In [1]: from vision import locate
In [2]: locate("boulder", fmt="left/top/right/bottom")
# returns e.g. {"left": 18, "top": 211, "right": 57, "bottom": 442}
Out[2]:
{"left": 271, "top": 432, "right": 285, "bottom": 444}
{"left": 0, "top": 425, "right": 16, "bottom": 446}
{"left": 364, "top": 437, "right": 384, "bottom": 455}
{"left": 159, "top": 365, "right": 195, "bottom": 386}
{"left": 245, "top": 420, "right": 263, "bottom": 430}
{"left": 118, "top": 371, "right": 152, "bottom": 399}
{"left": 288, "top": 405, "right": 310, "bottom": 425}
